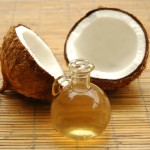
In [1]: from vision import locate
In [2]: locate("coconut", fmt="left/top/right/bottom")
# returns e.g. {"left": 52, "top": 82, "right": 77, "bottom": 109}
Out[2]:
{"left": 0, "top": 24, "right": 63, "bottom": 100}
{"left": 64, "top": 8, "right": 149, "bottom": 90}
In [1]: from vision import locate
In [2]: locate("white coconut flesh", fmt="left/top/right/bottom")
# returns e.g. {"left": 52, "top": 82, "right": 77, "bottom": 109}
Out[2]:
{"left": 66, "top": 10, "right": 146, "bottom": 80}
{"left": 15, "top": 26, "right": 63, "bottom": 79}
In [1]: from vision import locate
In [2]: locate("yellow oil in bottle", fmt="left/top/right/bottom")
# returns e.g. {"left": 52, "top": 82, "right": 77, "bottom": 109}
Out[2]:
{"left": 51, "top": 83, "right": 111, "bottom": 141}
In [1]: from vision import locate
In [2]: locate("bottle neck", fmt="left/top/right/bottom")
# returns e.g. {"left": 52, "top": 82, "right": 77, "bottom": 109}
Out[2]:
{"left": 71, "top": 72, "right": 91, "bottom": 93}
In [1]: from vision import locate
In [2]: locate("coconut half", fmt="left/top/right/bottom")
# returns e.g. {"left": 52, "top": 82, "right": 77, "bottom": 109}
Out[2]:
{"left": 64, "top": 8, "right": 149, "bottom": 90}
{"left": 0, "top": 25, "right": 63, "bottom": 100}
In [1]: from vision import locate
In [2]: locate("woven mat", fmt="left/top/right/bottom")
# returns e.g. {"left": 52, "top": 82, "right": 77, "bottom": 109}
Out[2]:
{"left": 0, "top": 0, "right": 150, "bottom": 149}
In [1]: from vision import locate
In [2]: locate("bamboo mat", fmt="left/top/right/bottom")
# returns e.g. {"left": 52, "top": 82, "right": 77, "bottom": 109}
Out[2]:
{"left": 0, "top": 0, "right": 150, "bottom": 149}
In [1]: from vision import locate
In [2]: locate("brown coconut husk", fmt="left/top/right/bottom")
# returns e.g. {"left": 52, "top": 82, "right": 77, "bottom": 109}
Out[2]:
{"left": 64, "top": 7, "right": 149, "bottom": 90}
{"left": 0, "top": 25, "right": 55, "bottom": 100}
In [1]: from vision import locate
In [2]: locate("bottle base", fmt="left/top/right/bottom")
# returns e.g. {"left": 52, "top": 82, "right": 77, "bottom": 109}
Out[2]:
{"left": 61, "top": 127, "right": 101, "bottom": 141}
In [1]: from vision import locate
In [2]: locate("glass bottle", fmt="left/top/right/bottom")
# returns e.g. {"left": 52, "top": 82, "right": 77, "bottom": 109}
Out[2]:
{"left": 51, "top": 59, "right": 111, "bottom": 141}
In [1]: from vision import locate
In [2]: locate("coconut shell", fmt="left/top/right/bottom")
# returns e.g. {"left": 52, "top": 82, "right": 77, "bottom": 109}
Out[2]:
{"left": 0, "top": 25, "right": 55, "bottom": 100}
{"left": 64, "top": 7, "right": 149, "bottom": 90}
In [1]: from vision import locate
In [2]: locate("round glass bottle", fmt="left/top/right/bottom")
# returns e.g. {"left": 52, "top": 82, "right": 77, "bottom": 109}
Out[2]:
{"left": 51, "top": 59, "right": 111, "bottom": 141}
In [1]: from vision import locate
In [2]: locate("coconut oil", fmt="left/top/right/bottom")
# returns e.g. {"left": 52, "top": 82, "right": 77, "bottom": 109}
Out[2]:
{"left": 51, "top": 59, "right": 111, "bottom": 140}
